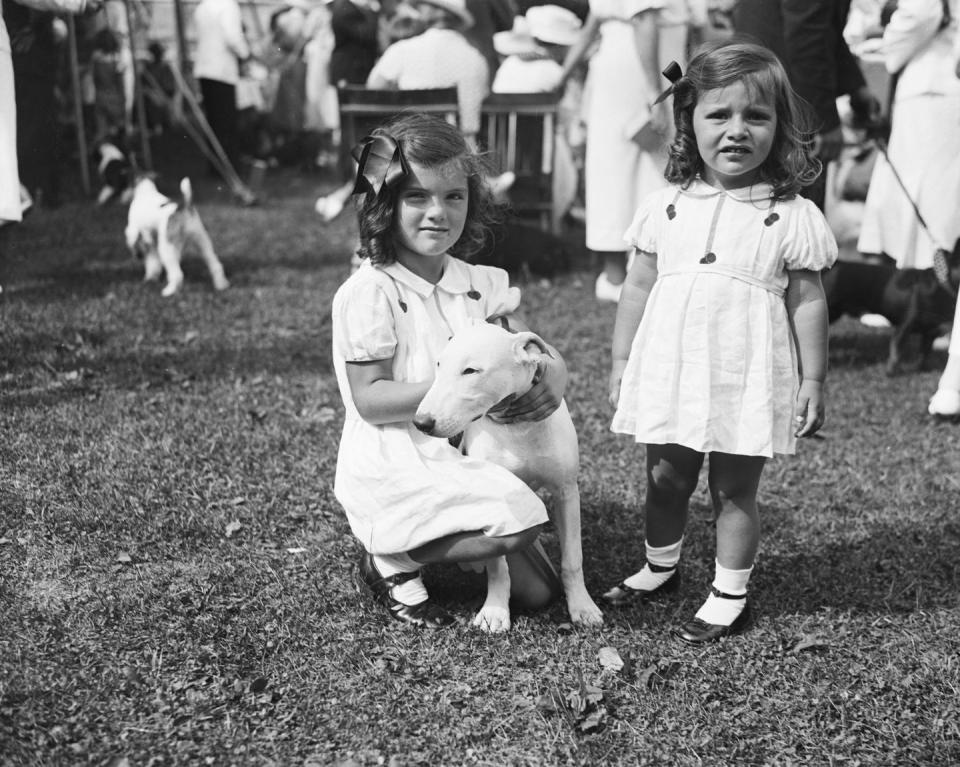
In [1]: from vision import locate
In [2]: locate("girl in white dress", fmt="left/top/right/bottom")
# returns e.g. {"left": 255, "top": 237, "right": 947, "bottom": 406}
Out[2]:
{"left": 604, "top": 41, "right": 837, "bottom": 643}
{"left": 332, "top": 114, "right": 567, "bottom": 628}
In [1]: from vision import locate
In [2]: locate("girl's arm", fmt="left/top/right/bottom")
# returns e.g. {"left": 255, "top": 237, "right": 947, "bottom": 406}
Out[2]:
{"left": 610, "top": 249, "right": 658, "bottom": 407}
{"left": 345, "top": 358, "right": 432, "bottom": 426}
{"left": 785, "top": 268, "right": 829, "bottom": 438}
{"left": 492, "top": 313, "right": 568, "bottom": 423}
{"left": 559, "top": 13, "right": 600, "bottom": 85}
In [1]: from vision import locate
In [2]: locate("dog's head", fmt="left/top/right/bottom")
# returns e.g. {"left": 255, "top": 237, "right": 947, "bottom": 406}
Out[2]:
{"left": 413, "top": 322, "right": 550, "bottom": 438}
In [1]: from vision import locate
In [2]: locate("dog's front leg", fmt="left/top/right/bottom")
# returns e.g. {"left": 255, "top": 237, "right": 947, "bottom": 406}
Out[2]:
{"left": 143, "top": 247, "right": 163, "bottom": 283}
{"left": 552, "top": 482, "right": 603, "bottom": 625}
{"left": 472, "top": 556, "right": 511, "bottom": 633}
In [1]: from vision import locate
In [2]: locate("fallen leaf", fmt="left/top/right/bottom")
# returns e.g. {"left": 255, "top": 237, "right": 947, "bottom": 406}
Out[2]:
{"left": 791, "top": 634, "right": 832, "bottom": 654}
{"left": 225, "top": 520, "right": 242, "bottom": 538}
{"left": 535, "top": 692, "right": 558, "bottom": 714}
{"left": 250, "top": 677, "right": 268, "bottom": 693}
{"left": 183, "top": 330, "right": 199, "bottom": 343}
{"left": 286, "top": 547, "right": 307, "bottom": 554}
{"left": 598, "top": 646, "right": 624, "bottom": 673}
{"left": 116, "top": 552, "right": 132, "bottom": 564}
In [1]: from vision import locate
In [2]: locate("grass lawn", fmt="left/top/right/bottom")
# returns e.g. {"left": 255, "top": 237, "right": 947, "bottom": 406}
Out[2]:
{"left": 1, "top": 150, "right": 959, "bottom": 766}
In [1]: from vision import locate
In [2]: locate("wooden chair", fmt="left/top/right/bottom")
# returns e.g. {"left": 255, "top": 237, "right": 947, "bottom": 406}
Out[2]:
{"left": 336, "top": 85, "right": 460, "bottom": 151}
{"left": 480, "top": 91, "right": 563, "bottom": 233}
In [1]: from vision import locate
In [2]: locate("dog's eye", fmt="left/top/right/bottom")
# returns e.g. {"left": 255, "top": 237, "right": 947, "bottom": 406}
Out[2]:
{"left": 462, "top": 368, "right": 478, "bottom": 375}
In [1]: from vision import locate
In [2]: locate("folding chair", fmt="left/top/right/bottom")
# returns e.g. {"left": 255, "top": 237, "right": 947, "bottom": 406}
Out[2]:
{"left": 480, "top": 91, "right": 562, "bottom": 233}
{"left": 336, "top": 85, "right": 460, "bottom": 151}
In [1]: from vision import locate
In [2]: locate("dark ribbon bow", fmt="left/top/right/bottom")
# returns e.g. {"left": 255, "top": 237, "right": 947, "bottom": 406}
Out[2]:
{"left": 653, "top": 61, "right": 684, "bottom": 105}
{"left": 350, "top": 134, "right": 409, "bottom": 196}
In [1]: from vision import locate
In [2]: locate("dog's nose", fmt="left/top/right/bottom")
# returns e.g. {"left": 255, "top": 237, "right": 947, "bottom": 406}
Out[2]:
{"left": 413, "top": 415, "right": 435, "bottom": 435}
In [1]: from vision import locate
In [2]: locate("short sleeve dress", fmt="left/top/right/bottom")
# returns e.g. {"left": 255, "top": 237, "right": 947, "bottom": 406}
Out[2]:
{"left": 611, "top": 180, "right": 838, "bottom": 457}
{"left": 331, "top": 256, "right": 549, "bottom": 555}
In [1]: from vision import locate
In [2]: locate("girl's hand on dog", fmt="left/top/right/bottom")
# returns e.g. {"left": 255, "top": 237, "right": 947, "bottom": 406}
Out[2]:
{"left": 795, "top": 379, "right": 825, "bottom": 438}
{"left": 609, "top": 360, "right": 628, "bottom": 409}
{"left": 497, "top": 351, "right": 568, "bottom": 423}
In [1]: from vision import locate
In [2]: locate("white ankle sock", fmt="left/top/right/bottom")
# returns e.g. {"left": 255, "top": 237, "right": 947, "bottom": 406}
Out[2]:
{"left": 622, "top": 538, "right": 683, "bottom": 591}
{"left": 695, "top": 560, "right": 752, "bottom": 625}
{"left": 373, "top": 552, "right": 428, "bottom": 606}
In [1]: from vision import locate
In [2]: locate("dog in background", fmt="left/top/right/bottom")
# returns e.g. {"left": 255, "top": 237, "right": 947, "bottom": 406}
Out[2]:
{"left": 413, "top": 321, "right": 603, "bottom": 633}
{"left": 94, "top": 142, "right": 134, "bottom": 206}
{"left": 822, "top": 243, "right": 960, "bottom": 375}
{"left": 124, "top": 175, "right": 229, "bottom": 297}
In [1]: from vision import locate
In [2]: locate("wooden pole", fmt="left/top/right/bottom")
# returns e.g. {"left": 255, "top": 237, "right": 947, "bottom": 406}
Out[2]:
{"left": 123, "top": 0, "right": 153, "bottom": 169}
{"left": 66, "top": 15, "right": 91, "bottom": 195}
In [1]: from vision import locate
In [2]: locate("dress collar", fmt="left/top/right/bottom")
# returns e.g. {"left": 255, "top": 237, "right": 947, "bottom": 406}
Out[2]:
{"left": 684, "top": 178, "right": 775, "bottom": 204}
{"left": 380, "top": 255, "right": 474, "bottom": 298}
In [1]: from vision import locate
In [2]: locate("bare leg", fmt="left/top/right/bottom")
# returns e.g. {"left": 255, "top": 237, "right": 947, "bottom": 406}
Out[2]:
{"left": 645, "top": 443, "right": 704, "bottom": 547}
{"left": 707, "top": 452, "right": 766, "bottom": 569}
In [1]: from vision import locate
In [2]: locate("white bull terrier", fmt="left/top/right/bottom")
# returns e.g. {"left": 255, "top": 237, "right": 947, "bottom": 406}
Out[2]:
{"left": 413, "top": 322, "right": 603, "bottom": 632}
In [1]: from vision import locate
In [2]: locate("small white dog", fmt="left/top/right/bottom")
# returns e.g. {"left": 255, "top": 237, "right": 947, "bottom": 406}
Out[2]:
{"left": 94, "top": 142, "right": 134, "bottom": 206}
{"left": 124, "top": 175, "right": 229, "bottom": 297}
{"left": 413, "top": 321, "right": 603, "bottom": 632}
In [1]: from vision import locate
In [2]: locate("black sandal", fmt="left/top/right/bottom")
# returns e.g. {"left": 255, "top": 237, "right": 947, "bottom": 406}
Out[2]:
{"left": 359, "top": 553, "right": 454, "bottom": 628}
{"left": 602, "top": 565, "right": 680, "bottom": 606}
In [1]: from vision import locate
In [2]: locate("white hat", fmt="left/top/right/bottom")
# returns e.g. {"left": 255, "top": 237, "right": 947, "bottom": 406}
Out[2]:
{"left": 493, "top": 5, "right": 581, "bottom": 57}
{"left": 526, "top": 4, "right": 581, "bottom": 46}
{"left": 416, "top": 0, "right": 474, "bottom": 30}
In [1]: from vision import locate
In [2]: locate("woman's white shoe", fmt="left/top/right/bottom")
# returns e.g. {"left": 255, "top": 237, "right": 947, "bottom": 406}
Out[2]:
{"left": 595, "top": 272, "right": 623, "bottom": 303}
{"left": 928, "top": 388, "right": 960, "bottom": 418}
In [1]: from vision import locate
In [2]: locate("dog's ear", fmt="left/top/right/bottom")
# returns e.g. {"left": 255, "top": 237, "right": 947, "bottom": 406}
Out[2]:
{"left": 512, "top": 331, "right": 552, "bottom": 364}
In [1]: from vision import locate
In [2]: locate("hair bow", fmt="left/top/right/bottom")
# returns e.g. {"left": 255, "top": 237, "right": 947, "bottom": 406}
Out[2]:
{"left": 653, "top": 60, "right": 683, "bottom": 105}
{"left": 350, "top": 134, "right": 409, "bottom": 196}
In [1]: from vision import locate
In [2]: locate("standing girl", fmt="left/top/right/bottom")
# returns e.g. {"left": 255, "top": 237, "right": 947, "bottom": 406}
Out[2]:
{"left": 605, "top": 40, "right": 837, "bottom": 643}
{"left": 332, "top": 113, "right": 566, "bottom": 628}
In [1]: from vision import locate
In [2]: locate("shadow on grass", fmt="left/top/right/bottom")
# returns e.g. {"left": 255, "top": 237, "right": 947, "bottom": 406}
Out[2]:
{"left": 583, "top": 496, "right": 960, "bottom": 624}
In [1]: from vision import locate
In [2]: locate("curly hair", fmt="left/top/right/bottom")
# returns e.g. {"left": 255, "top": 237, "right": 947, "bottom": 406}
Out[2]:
{"left": 353, "top": 114, "right": 499, "bottom": 266}
{"left": 664, "top": 38, "right": 821, "bottom": 200}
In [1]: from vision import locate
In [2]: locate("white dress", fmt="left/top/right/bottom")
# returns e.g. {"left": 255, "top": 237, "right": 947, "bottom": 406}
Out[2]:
{"left": 856, "top": 0, "right": 960, "bottom": 269}
{"left": 612, "top": 181, "right": 838, "bottom": 457}
{"left": 582, "top": 0, "right": 690, "bottom": 251}
{"left": 331, "top": 257, "right": 549, "bottom": 555}
{"left": 1, "top": 11, "right": 17, "bottom": 224}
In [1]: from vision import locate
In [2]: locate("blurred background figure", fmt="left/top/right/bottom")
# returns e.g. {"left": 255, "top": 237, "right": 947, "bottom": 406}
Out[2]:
{"left": 366, "top": 0, "right": 488, "bottom": 148}
{"left": 464, "top": 0, "right": 517, "bottom": 83}
{"left": 192, "top": 0, "right": 251, "bottom": 181}
{"left": 89, "top": 25, "right": 125, "bottom": 145}
{"left": 491, "top": 4, "right": 583, "bottom": 223}
{"left": 857, "top": 0, "right": 959, "bottom": 272}
{"left": 561, "top": 0, "right": 697, "bottom": 303}
{"left": 732, "top": 0, "right": 882, "bottom": 213}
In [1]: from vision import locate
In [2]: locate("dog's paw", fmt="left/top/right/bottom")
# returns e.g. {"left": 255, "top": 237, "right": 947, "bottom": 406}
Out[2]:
{"left": 568, "top": 599, "right": 604, "bottom": 626}
{"left": 213, "top": 276, "right": 230, "bottom": 291}
{"left": 161, "top": 283, "right": 181, "bottom": 297}
{"left": 472, "top": 606, "right": 511, "bottom": 633}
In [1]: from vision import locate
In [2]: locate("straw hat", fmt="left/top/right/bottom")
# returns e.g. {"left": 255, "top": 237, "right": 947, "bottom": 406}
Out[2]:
{"left": 493, "top": 5, "right": 581, "bottom": 56}
{"left": 416, "top": 0, "right": 474, "bottom": 30}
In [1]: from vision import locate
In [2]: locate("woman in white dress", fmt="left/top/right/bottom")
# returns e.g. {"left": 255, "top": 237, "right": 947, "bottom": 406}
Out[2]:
{"left": 560, "top": 0, "right": 701, "bottom": 302}
{"left": 857, "top": 0, "right": 960, "bottom": 270}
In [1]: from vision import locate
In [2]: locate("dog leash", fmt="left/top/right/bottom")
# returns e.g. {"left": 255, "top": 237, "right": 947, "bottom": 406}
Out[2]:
{"left": 872, "top": 137, "right": 957, "bottom": 298}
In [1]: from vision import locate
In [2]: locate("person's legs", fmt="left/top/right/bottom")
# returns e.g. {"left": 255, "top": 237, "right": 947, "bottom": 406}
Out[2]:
{"left": 929, "top": 293, "right": 960, "bottom": 417}
{"left": 199, "top": 78, "right": 242, "bottom": 175}
{"left": 604, "top": 443, "right": 704, "bottom": 604}
{"left": 677, "top": 451, "right": 765, "bottom": 642}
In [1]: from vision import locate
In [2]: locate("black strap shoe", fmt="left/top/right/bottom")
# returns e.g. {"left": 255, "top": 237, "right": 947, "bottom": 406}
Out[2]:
{"left": 602, "top": 563, "right": 680, "bottom": 606}
{"left": 675, "top": 588, "right": 752, "bottom": 644}
{"left": 359, "top": 552, "right": 454, "bottom": 629}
